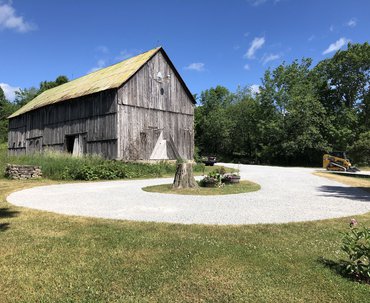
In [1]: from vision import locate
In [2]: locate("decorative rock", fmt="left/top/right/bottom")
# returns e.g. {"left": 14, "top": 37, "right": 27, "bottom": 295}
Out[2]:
{"left": 5, "top": 164, "right": 42, "bottom": 180}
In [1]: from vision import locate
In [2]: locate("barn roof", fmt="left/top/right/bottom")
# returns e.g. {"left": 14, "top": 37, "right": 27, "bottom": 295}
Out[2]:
{"left": 9, "top": 47, "right": 194, "bottom": 118}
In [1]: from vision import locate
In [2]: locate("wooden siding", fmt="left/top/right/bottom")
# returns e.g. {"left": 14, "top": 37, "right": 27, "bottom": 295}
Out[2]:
{"left": 117, "top": 51, "right": 194, "bottom": 160}
{"left": 8, "top": 89, "right": 118, "bottom": 158}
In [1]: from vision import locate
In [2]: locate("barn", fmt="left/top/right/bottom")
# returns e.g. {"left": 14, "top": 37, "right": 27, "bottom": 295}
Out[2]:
{"left": 8, "top": 47, "right": 195, "bottom": 161}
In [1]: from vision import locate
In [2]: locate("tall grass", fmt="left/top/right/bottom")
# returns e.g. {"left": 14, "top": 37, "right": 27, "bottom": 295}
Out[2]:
{"left": 0, "top": 144, "right": 206, "bottom": 180}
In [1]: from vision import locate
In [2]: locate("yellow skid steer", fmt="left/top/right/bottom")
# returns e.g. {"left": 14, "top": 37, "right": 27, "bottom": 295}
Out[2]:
{"left": 323, "top": 151, "right": 360, "bottom": 172}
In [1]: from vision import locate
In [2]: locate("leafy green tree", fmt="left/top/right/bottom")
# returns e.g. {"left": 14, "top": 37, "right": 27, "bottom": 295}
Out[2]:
{"left": 313, "top": 43, "right": 370, "bottom": 150}
{"left": 14, "top": 87, "right": 38, "bottom": 107}
{"left": 349, "top": 131, "right": 370, "bottom": 165}
{"left": 14, "top": 75, "right": 69, "bottom": 107}
{"left": 228, "top": 87, "right": 260, "bottom": 163}
{"left": 255, "top": 59, "right": 331, "bottom": 165}
{"left": 38, "top": 75, "right": 69, "bottom": 95}
{"left": 0, "top": 87, "right": 18, "bottom": 143}
{"left": 195, "top": 86, "right": 234, "bottom": 158}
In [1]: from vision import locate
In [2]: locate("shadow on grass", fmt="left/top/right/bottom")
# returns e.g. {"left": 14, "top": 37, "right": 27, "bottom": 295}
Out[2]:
{"left": 0, "top": 207, "right": 19, "bottom": 232}
{"left": 0, "top": 207, "right": 19, "bottom": 218}
{"left": 0, "top": 223, "right": 10, "bottom": 231}
{"left": 318, "top": 257, "right": 370, "bottom": 285}
{"left": 319, "top": 186, "right": 370, "bottom": 202}
{"left": 318, "top": 257, "right": 345, "bottom": 276}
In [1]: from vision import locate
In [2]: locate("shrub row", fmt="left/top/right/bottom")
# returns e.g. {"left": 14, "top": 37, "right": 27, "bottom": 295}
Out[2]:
{"left": 0, "top": 146, "right": 205, "bottom": 181}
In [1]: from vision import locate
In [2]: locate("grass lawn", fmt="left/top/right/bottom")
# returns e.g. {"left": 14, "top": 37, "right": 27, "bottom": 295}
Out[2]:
{"left": 142, "top": 180, "right": 260, "bottom": 195}
{"left": 1, "top": 175, "right": 370, "bottom": 302}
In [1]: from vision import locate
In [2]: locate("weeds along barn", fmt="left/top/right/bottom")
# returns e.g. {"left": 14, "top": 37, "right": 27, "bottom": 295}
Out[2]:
{"left": 8, "top": 47, "right": 195, "bottom": 160}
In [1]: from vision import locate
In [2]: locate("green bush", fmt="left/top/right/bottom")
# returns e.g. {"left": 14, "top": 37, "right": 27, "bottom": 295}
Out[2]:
{"left": 339, "top": 220, "right": 370, "bottom": 284}
{"left": 0, "top": 145, "right": 208, "bottom": 181}
{"left": 350, "top": 131, "right": 370, "bottom": 166}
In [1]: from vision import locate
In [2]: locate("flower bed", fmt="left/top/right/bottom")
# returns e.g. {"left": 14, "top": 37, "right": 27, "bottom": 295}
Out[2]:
{"left": 199, "top": 167, "right": 240, "bottom": 187}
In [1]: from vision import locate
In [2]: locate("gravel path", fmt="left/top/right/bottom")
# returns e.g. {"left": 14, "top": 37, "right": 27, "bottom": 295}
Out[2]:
{"left": 7, "top": 164, "right": 370, "bottom": 225}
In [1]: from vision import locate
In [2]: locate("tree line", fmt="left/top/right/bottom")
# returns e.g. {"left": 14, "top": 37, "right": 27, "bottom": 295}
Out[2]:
{"left": 195, "top": 43, "right": 370, "bottom": 166}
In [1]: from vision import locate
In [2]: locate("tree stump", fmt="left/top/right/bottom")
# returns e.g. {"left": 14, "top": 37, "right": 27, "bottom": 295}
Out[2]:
{"left": 172, "top": 162, "right": 198, "bottom": 189}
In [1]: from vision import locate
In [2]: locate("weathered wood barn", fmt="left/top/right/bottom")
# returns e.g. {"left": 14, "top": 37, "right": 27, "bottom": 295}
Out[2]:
{"left": 8, "top": 47, "right": 195, "bottom": 160}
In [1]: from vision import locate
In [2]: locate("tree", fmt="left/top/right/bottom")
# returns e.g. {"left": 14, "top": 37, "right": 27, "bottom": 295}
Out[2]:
{"left": 14, "top": 75, "right": 69, "bottom": 107}
{"left": 195, "top": 86, "right": 235, "bottom": 158}
{"left": 14, "top": 87, "right": 38, "bottom": 107}
{"left": 349, "top": 131, "right": 370, "bottom": 165}
{"left": 313, "top": 43, "right": 370, "bottom": 150}
{"left": 0, "top": 87, "right": 18, "bottom": 143}
{"left": 250, "top": 59, "right": 331, "bottom": 165}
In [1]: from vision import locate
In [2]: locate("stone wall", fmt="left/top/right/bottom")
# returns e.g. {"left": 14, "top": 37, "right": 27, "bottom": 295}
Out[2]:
{"left": 5, "top": 164, "right": 42, "bottom": 180}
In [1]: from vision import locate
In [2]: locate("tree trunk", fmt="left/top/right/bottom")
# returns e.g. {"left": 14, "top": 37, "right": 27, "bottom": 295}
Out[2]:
{"left": 172, "top": 162, "right": 198, "bottom": 189}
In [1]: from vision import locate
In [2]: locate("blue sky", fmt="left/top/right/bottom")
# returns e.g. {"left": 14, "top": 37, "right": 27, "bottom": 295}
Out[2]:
{"left": 0, "top": 0, "right": 369, "bottom": 101}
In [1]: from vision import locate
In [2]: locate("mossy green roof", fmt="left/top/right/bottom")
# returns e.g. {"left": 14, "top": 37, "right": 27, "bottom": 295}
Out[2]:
{"left": 9, "top": 47, "right": 161, "bottom": 118}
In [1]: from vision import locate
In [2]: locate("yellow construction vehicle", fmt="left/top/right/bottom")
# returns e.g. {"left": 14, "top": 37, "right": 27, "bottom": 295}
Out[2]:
{"left": 323, "top": 151, "right": 360, "bottom": 172}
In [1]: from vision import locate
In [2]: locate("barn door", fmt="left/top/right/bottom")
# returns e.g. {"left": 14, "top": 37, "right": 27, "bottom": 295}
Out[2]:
{"left": 65, "top": 134, "right": 86, "bottom": 157}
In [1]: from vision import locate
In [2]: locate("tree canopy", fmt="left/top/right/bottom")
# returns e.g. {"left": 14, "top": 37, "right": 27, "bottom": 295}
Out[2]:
{"left": 195, "top": 43, "right": 370, "bottom": 166}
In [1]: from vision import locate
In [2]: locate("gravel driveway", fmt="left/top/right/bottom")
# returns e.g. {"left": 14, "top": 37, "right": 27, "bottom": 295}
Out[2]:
{"left": 7, "top": 164, "right": 370, "bottom": 225}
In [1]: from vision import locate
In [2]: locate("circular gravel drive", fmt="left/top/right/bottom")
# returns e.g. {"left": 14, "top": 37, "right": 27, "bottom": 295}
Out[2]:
{"left": 7, "top": 164, "right": 370, "bottom": 225}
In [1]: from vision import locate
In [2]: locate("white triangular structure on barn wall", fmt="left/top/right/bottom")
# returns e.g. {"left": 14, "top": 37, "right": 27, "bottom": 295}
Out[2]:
{"left": 150, "top": 131, "right": 180, "bottom": 160}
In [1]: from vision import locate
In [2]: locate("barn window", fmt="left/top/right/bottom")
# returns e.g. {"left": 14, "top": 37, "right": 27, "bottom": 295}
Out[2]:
{"left": 160, "top": 88, "right": 164, "bottom": 95}
{"left": 12, "top": 142, "right": 15, "bottom": 148}
{"left": 35, "top": 140, "right": 39, "bottom": 147}
{"left": 18, "top": 142, "right": 21, "bottom": 147}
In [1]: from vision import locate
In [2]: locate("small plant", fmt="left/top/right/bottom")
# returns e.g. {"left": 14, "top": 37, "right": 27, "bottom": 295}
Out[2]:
{"left": 339, "top": 219, "right": 370, "bottom": 284}
{"left": 199, "top": 170, "right": 223, "bottom": 187}
{"left": 199, "top": 166, "right": 239, "bottom": 187}
{"left": 222, "top": 173, "right": 241, "bottom": 184}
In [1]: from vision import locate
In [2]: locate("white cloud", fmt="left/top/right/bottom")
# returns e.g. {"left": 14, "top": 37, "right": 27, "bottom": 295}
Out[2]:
{"left": 250, "top": 84, "right": 260, "bottom": 95}
{"left": 346, "top": 18, "right": 357, "bottom": 28}
{"left": 116, "top": 50, "right": 134, "bottom": 61}
{"left": 308, "top": 35, "right": 315, "bottom": 42}
{"left": 0, "top": 2, "right": 35, "bottom": 32}
{"left": 88, "top": 59, "right": 106, "bottom": 73}
{"left": 329, "top": 25, "right": 334, "bottom": 32}
{"left": 184, "top": 63, "right": 205, "bottom": 72}
{"left": 0, "top": 83, "right": 19, "bottom": 101}
{"left": 247, "top": 0, "right": 267, "bottom": 6}
{"left": 243, "top": 32, "right": 249, "bottom": 37}
{"left": 262, "top": 53, "right": 280, "bottom": 65}
{"left": 244, "top": 37, "right": 265, "bottom": 59}
{"left": 247, "top": 0, "right": 281, "bottom": 6}
{"left": 322, "top": 37, "right": 350, "bottom": 55}
{"left": 96, "top": 45, "right": 109, "bottom": 54}
{"left": 115, "top": 49, "right": 141, "bottom": 61}
{"left": 243, "top": 64, "right": 250, "bottom": 70}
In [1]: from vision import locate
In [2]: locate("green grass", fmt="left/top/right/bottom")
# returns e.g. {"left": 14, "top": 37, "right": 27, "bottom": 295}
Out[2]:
{"left": 1, "top": 145, "right": 369, "bottom": 302}
{"left": 0, "top": 144, "right": 234, "bottom": 181}
{"left": 1, "top": 177, "right": 370, "bottom": 302}
{"left": 142, "top": 180, "right": 260, "bottom": 195}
